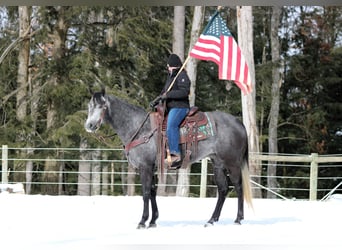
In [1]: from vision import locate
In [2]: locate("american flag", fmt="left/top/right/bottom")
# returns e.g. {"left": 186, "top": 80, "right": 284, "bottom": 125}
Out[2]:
{"left": 190, "top": 11, "right": 253, "bottom": 95}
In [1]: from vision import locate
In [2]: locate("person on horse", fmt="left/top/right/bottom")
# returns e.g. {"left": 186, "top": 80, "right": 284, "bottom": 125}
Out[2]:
{"left": 159, "top": 53, "right": 191, "bottom": 166}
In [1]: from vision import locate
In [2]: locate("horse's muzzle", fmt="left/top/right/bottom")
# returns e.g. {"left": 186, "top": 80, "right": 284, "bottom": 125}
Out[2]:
{"left": 84, "top": 120, "right": 100, "bottom": 133}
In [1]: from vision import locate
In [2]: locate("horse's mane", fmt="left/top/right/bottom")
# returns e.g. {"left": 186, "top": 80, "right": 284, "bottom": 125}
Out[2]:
{"left": 106, "top": 94, "right": 147, "bottom": 114}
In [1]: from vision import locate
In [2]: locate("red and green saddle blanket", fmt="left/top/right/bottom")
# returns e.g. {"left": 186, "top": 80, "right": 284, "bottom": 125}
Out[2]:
{"left": 179, "top": 111, "right": 215, "bottom": 144}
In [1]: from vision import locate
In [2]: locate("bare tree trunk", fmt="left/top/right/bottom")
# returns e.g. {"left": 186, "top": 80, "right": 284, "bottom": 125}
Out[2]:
{"left": 267, "top": 6, "right": 283, "bottom": 198}
{"left": 58, "top": 150, "right": 65, "bottom": 195}
{"left": 16, "top": 6, "right": 30, "bottom": 121}
{"left": 25, "top": 149, "right": 33, "bottom": 194}
{"left": 187, "top": 6, "right": 204, "bottom": 107}
{"left": 78, "top": 138, "right": 91, "bottom": 196}
{"left": 126, "top": 164, "right": 136, "bottom": 196}
{"left": 157, "top": 173, "right": 167, "bottom": 196}
{"left": 14, "top": 6, "right": 31, "bottom": 186}
{"left": 26, "top": 7, "right": 39, "bottom": 194}
{"left": 91, "top": 149, "right": 101, "bottom": 196}
{"left": 176, "top": 6, "right": 205, "bottom": 197}
{"left": 101, "top": 153, "right": 108, "bottom": 195}
{"left": 172, "top": 6, "right": 185, "bottom": 60}
{"left": 43, "top": 7, "right": 68, "bottom": 195}
{"left": 237, "top": 6, "right": 261, "bottom": 198}
{"left": 110, "top": 162, "right": 115, "bottom": 194}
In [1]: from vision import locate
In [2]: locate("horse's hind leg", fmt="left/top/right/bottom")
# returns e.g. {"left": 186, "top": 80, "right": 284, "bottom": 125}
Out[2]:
{"left": 148, "top": 174, "right": 159, "bottom": 228}
{"left": 229, "top": 168, "right": 244, "bottom": 224}
{"left": 205, "top": 166, "right": 229, "bottom": 227}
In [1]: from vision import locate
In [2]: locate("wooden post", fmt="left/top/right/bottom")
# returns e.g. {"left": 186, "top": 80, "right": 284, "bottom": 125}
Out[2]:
{"left": 2, "top": 145, "right": 8, "bottom": 184}
{"left": 200, "top": 157, "right": 208, "bottom": 198}
{"left": 309, "top": 153, "right": 318, "bottom": 201}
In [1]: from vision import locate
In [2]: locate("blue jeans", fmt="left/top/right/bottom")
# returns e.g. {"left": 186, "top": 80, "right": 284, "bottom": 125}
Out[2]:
{"left": 166, "top": 107, "right": 189, "bottom": 155}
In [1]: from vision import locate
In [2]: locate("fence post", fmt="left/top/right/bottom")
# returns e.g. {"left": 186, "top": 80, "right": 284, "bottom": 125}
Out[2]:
{"left": 309, "top": 153, "right": 318, "bottom": 201}
{"left": 2, "top": 145, "right": 9, "bottom": 184}
{"left": 200, "top": 157, "right": 208, "bottom": 198}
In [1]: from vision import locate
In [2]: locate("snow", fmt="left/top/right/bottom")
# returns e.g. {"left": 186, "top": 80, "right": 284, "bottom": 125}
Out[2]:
{"left": 0, "top": 194, "right": 341, "bottom": 250}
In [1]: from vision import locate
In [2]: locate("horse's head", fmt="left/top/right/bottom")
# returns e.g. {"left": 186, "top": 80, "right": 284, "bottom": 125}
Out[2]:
{"left": 84, "top": 88, "right": 108, "bottom": 133}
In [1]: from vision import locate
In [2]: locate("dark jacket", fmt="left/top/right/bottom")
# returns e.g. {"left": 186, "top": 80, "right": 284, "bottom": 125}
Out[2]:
{"left": 162, "top": 69, "right": 190, "bottom": 110}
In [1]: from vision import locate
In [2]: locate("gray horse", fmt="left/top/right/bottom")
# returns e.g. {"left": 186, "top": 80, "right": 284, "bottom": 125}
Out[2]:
{"left": 84, "top": 88, "right": 253, "bottom": 228}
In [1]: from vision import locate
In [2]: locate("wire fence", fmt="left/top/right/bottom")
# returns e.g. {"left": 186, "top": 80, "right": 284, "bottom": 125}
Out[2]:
{"left": 1, "top": 145, "right": 342, "bottom": 200}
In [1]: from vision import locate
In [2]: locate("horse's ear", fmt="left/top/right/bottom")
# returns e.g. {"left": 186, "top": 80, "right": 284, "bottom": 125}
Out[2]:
{"left": 101, "top": 86, "right": 106, "bottom": 97}
{"left": 88, "top": 86, "right": 94, "bottom": 96}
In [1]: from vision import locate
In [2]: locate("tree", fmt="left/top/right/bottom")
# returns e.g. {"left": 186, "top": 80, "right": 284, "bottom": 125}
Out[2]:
{"left": 237, "top": 6, "right": 261, "bottom": 198}
{"left": 42, "top": 6, "right": 70, "bottom": 194}
{"left": 78, "top": 138, "right": 91, "bottom": 195}
{"left": 187, "top": 6, "right": 204, "bottom": 107}
{"left": 267, "top": 6, "right": 283, "bottom": 198}
{"left": 172, "top": 6, "right": 185, "bottom": 60}
{"left": 91, "top": 148, "right": 101, "bottom": 195}
{"left": 16, "top": 6, "right": 30, "bottom": 122}
{"left": 15, "top": 6, "right": 32, "bottom": 188}
{"left": 280, "top": 6, "right": 342, "bottom": 154}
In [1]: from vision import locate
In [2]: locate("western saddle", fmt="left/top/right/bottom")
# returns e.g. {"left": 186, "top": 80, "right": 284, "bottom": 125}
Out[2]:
{"left": 150, "top": 103, "right": 215, "bottom": 171}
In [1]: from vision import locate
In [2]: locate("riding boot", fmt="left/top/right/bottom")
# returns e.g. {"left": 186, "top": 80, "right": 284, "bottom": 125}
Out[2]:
{"left": 164, "top": 153, "right": 181, "bottom": 170}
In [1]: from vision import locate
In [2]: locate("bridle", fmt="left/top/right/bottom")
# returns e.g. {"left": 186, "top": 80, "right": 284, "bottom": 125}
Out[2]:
{"left": 90, "top": 94, "right": 108, "bottom": 132}
{"left": 90, "top": 101, "right": 117, "bottom": 146}
{"left": 95, "top": 103, "right": 107, "bottom": 131}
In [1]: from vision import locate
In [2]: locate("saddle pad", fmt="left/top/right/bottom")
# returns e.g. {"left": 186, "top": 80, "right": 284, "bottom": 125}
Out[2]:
{"left": 179, "top": 112, "right": 215, "bottom": 144}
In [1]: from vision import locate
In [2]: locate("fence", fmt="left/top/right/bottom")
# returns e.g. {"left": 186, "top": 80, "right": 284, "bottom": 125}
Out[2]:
{"left": 1, "top": 145, "right": 342, "bottom": 200}
{"left": 252, "top": 153, "right": 342, "bottom": 200}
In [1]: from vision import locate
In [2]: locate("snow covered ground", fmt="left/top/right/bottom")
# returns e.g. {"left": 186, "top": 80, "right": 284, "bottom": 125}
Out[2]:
{"left": 0, "top": 194, "right": 341, "bottom": 250}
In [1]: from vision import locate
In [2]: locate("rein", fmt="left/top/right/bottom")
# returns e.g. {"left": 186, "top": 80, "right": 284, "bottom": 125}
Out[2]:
{"left": 124, "top": 111, "right": 157, "bottom": 155}
{"left": 93, "top": 132, "right": 117, "bottom": 147}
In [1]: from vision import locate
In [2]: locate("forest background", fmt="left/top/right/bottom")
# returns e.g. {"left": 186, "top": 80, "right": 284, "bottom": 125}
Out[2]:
{"left": 0, "top": 6, "right": 341, "bottom": 197}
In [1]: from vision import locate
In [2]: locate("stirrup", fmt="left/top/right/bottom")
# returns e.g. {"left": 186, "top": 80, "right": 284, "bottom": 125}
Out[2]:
{"left": 164, "top": 154, "right": 181, "bottom": 170}
{"left": 167, "top": 160, "right": 182, "bottom": 170}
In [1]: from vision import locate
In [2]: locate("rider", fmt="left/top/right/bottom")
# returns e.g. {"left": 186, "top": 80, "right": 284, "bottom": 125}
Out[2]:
{"left": 159, "top": 54, "right": 191, "bottom": 166}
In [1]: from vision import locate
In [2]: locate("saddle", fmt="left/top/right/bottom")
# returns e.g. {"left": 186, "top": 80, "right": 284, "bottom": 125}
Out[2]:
{"left": 150, "top": 104, "right": 215, "bottom": 170}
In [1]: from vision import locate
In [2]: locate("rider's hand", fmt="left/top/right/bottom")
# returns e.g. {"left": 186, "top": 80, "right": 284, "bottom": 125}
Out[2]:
{"left": 160, "top": 93, "right": 167, "bottom": 101}
{"left": 150, "top": 96, "right": 161, "bottom": 108}
{"left": 149, "top": 100, "right": 158, "bottom": 108}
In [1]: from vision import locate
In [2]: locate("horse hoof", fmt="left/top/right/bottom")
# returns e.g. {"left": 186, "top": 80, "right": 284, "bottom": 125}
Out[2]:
{"left": 148, "top": 223, "right": 157, "bottom": 229}
{"left": 137, "top": 224, "right": 146, "bottom": 229}
{"left": 204, "top": 222, "right": 214, "bottom": 227}
{"left": 234, "top": 221, "right": 242, "bottom": 225}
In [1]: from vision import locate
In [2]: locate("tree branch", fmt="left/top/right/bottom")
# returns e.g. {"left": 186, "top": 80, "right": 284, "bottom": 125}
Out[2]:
{"left": 0, "top": 25, "right": 37, "bottom": 65}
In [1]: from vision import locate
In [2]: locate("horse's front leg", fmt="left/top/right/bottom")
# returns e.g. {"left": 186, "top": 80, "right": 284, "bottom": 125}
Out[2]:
{"left": 148, "top": 174, "right": 159, "bottom": 228}
{"left": 137, "top": 166, "right": 159, "bottom": 229}
{"left": 137, "top": 167, "right": 152, "bottom": 229}
{"left": 137, "top": 192, "right": 150, "bottom": 229}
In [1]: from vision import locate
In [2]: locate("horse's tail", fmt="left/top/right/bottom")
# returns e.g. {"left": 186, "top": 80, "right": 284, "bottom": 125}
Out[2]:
{"left": 241, "top": 149, "right": 254, "bottom": 210}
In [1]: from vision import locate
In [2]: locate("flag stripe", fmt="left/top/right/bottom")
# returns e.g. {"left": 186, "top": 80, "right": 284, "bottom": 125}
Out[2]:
{"left": 234, "top": 41, "right": 240, "bottom": 84}
{"left": 190, "top": 35, "right": 221, "bottom": 64}
{"left": 221, "top": 36, "right": 228, "bottom": 79}
{"left": 190, "top": 50, "right": 220, "bottom": 64}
